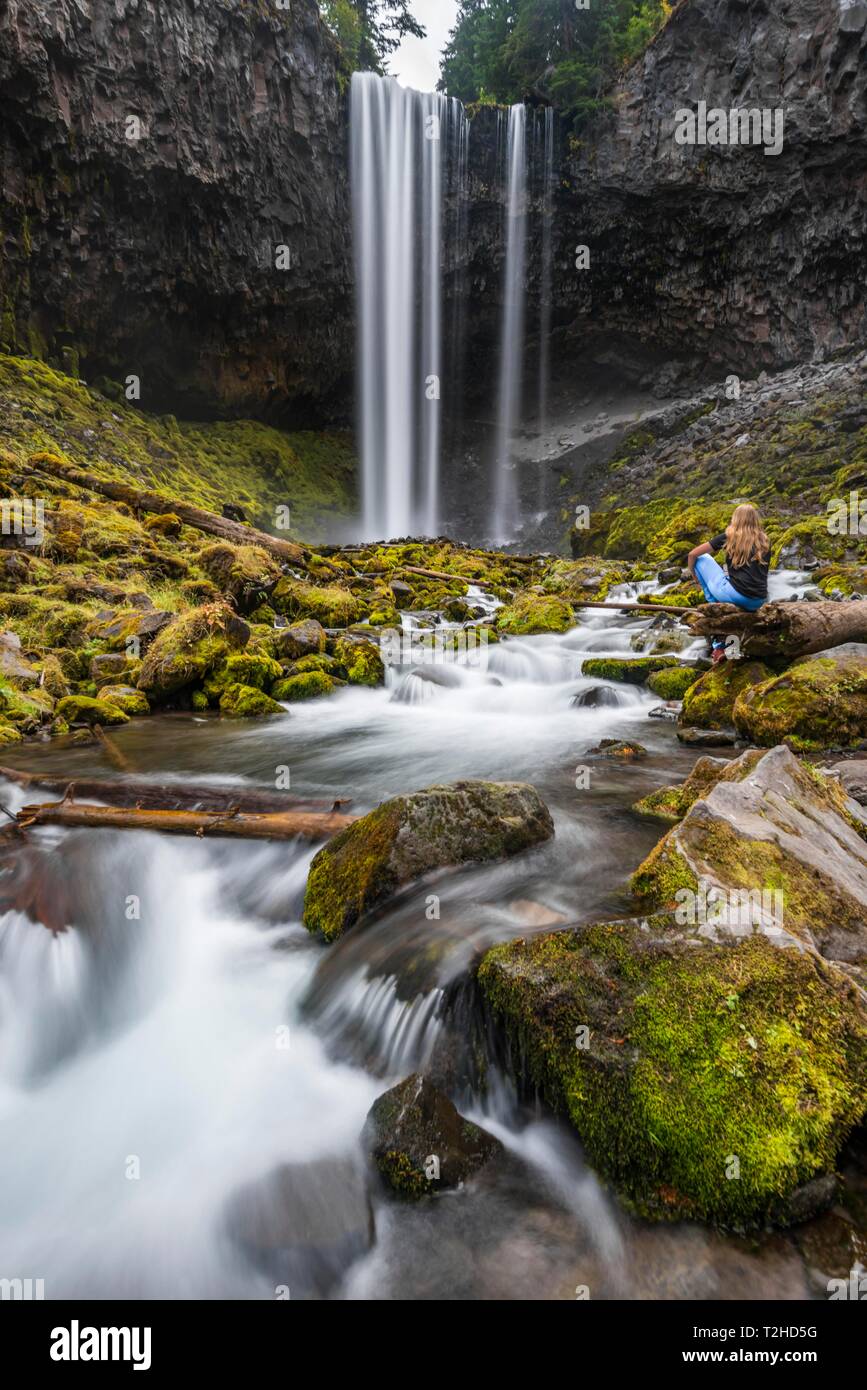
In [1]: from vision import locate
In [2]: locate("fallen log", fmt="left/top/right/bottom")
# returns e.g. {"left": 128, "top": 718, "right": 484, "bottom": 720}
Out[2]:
{"left": 24, "top": 455, "right": 307, "bottom": 567}
{"left": 684, "top": 599, "right": 867, "bottom": 659}
{"left": 16, "top": 800, "right": 358, "bottom": 841}
{"left": 572, "top": 600, "right": 696, "bottom": 615}
{"left": 0, "top": 767, "right": 350, "bottom": 815}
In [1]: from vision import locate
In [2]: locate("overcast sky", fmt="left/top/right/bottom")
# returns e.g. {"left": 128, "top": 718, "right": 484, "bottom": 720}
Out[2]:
{"left": 389, "top": 0, "right": 459, "bottom": 91}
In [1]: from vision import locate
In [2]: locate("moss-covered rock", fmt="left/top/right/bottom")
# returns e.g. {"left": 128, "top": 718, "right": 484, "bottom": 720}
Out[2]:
{"left": 630, "top": 745, "right": 867, "bottom": 973}
{"left": 633, "top": 755, "right": 736, "bottom": 823}
{"left": 97, "top": 685, "right": 151, "bottom": 717}
{"left": 333, "top": 634, "right": 385, "bottom": 686}
{"left": 273, "top": 618, "right": 327, "bottom": 660}
{"left": 588, "top": 738, "right": 648, "bottom": 760}
{"left": 196, "top": 542, "right": 281, "bottom": 606}
{"left": 572, "top": 499, "right": 733, "bottom": 564}
{"left": 680, "top": 660, "right": 773, "bottom": 730}
{"left": 143, "top": 512, "right": 183, "bottom": 538}
{"left": 285, "top": 653, "right": 342, "bottom": 677}
{"left": 205, "top": 650, "right": 283, "bottom": 696}
{"left": 272, "top": 577, "right": 365, "bottom": 628}
{"left": 272, "top": 670, "right": 337, "bottom": 702}
{"left": 137, "top": 603, "right": 249, "bottom": 700}
{"left": 303, "top": 780, "right": 555, "bottom": 943}
{"left": 34, "top": 653, "right": 69, "bottom": 700}
{"left": 733, "top": 647, "right": 867, "bottom": 751}
{"left": 0, "top": 630, "right": 39, "bottom": 687}
{"left": 478, "top": 916, "right": 867, "bottom": 1226}
{"left": 496, "top": 592, "right": 574, "bottom": 636}
{"left": 55, "top": 694, "right": 130, "bottom": 726}
{"left": 0, "top": 721, "right": 23, "bottom": 744}
{"left": 218, "top": 682, "right": 284, "bottom": 718}
{"left": 363, "top": 1074, "right": 501, "bottom": 1199}
{"left": 647, "top": 665, "right": 701, "bottom": 700}
{"left": 85, "top": 606, "right": 174, "bottom": 653}
{"left": 581, "top": 656, "right": 683, "bottom": 685}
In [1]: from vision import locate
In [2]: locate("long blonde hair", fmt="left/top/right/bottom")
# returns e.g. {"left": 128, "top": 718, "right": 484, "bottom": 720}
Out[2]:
{"left": 725, "top": 504, "right": 769, "bottom": 568}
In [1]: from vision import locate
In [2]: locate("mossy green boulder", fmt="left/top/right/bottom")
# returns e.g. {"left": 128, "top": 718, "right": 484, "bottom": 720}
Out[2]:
{"left": 478, "top": 916, "right": 867, "bottom": 1226}
{"left": 218, "top": 683, "right": 284, "bottom": 718}
{"left": 333, "top": 635, "right": 385, "bottom": 686}
{"left": 137, "top": 603, "right": 249, "bottom": 700}
{"left": 364, "top": 1074, "right": 501, "bottom": 1199}
{"left": 582, "top": 656, "right": 683, "bottom": 685}
{"left": 680, "top": 659, "right": 773, "bottom": 730}
{"left": 303, "top": 780, "right": 555, "bottom": 943}
{"left": 273, "top": 619, "right": 327, "bottom": 660}
{"left": 272, "top": 671, "right": 336, "bottom": 702}
{"left": 205, "top": 650, "right": 283, "bottom": 696}
{"left": 496, "top": 592, "right": 574, "bottom": 636}
{"left": 646, "top": 665, "right": 701, "bottom": 700}
{"left": 56, "top": 695, "right": 130, "bottom": 726}
{"left": 733, "top": 646, "right": 867, "bottom": 750}
{"left": 272, "top": 577, "right": 365, "bottom": 628}
{"left": 196, "top": 542, "right": 281, "bottom": 605}
{"left": 97, "top": 685, "right": 151, "bottom": 717}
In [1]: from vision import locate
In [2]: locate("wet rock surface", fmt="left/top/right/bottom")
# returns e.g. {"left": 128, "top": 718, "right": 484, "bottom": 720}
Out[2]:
{"left": 303, "top": 779, "right": 556, "bottom": 943}
{"left": 363, "top": 1074, "right": 502, "bottom": 1199}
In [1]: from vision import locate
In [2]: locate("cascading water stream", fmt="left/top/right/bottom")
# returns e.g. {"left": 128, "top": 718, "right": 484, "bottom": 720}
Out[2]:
{"left": 537, "top": 108, "right": 555, "bottom": 451}
{"left": 0, "top": 574, "right": 818, "bottom": 1298}
{"left": 492, "top": 105, "right": 528, "bottom": 543}
{"left": 351, "top": 73, "right": 467, "bottom": 540}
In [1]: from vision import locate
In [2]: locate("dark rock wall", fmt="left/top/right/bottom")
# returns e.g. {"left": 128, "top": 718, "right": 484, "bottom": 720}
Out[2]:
{"left": 537, "top": 0, "right": 867, "bottom": 380}
{"left": 0, "top": 0, "right": 352, "bottom": 423}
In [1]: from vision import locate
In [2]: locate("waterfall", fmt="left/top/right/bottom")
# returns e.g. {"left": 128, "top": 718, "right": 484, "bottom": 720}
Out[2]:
{"left": 537, "top": 108, "right": 555, "bottom": 441}
{"left": 350, "top": 73, "right": 466, "bottom": 541}
{"left": 492, "top": 104, "right": 528, "bottom": 543}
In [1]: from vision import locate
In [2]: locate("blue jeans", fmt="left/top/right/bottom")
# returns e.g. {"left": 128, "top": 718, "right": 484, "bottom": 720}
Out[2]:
{"left": 693, "top": 555, "right": 765, "bottom": 612}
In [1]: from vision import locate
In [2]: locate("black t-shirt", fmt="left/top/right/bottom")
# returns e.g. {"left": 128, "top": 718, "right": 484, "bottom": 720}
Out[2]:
{"left": 710, "top": 533, "right": 769, "bottom": 600}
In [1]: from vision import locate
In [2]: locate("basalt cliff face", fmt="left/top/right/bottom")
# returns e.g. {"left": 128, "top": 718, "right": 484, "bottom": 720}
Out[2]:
{"left": 552, "top": 0, "right": 867, "bottom": 377}
{"left": 0, "top": 0, "right": 351, "bottom": 423}
{"left": 460, "top": 0, "right": 867, "bottom": 393}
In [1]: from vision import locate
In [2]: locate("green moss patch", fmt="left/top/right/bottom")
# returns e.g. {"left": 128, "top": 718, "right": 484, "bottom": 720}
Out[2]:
{"left": 479, "top": 920, "right": 867, "bottom": 1226}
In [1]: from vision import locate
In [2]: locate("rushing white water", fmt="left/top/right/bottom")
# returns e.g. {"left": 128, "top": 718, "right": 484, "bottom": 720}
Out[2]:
{"left": 537, "top": 108, "right": 555, "bottom": 446}
{"left": 493, "top": 105, "right": 528, "bottom": 543}
{"left": 0, "top": 583, "right": 819, "bottom": 1299}
{"left": 351, "top": 74, "right": 466, "bottom": 540}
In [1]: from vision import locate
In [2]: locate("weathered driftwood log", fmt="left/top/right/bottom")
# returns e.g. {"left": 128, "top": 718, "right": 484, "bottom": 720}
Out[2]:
{"left": 684, "top": 600, "right": 867, "bottom": 659}
{"left": 572, "top": 600, "right": 695, "bottom": 615}
{"left": 0, "top": 767, "right": 350, "bottom": 816}
{"left": 24, "top": 456, "right": 307, "bottom": 566}
{"left": 15, "top": 801, "right": 357, "bottom": 841}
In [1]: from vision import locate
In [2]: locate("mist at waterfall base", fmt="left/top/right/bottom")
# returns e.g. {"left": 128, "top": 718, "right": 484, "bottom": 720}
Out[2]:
{"left": 351, "top": 74, "right": 555, "bottom": 547}
{"left": 0, "top": 584, "right": 821, "bottom": 1300}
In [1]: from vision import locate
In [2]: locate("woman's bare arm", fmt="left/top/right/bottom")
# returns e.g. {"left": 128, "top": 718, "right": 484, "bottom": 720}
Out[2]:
{"left": 687, "top": 541, "right": 712, "bottom": 575}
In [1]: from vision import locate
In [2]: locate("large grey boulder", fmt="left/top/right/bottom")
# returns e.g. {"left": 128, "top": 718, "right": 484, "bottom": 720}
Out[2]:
{"left": 303, "top": 780, "right": 555, "bottom": 942}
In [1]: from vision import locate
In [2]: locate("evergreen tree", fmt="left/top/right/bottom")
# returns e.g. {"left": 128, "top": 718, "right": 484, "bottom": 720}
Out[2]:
{"left": 439, "top": 0, "right": 670, "bottom": 121}
{"left": 320, "top": 0, "right": 426, "bottom": 74}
